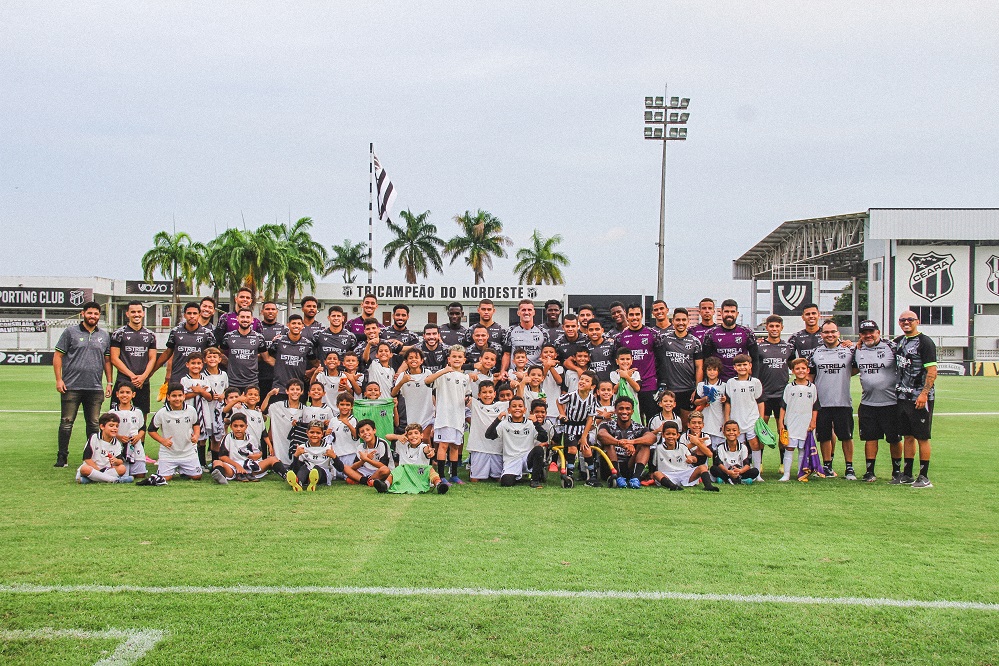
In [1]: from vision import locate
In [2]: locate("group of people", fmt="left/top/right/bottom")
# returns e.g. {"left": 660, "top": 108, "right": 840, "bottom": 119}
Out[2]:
{"left": 54, "top": 290, "right": 939, "bottom": 492}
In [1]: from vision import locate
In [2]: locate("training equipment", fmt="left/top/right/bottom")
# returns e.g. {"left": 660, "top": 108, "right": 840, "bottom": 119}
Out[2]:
{"left": 754, "top": 418, "right": 777, "bottom": 449}
{"left": 549, "top": 446, "right": 575, "bottom": 488}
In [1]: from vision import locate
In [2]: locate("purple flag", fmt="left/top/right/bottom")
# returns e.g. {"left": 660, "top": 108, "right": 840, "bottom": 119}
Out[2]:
{"left": 797, "top": 431, "right": 825, "bottom": 481}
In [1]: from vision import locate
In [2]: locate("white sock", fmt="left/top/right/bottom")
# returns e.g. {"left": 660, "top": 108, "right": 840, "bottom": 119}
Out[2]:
{"left": 751, "top": 449, "right": 762, "bottom": 470}
{"left": 87, "top": 469, "right": 117, "bottom": 483}
{"left": 782, "top": 449, "right": 794, "bottom": 477}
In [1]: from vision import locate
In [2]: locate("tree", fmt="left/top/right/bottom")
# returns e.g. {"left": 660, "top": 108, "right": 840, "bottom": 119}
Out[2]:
{"left": 382, "top": 209, "right": 445, "bottom": 284}
{"left": 262, "top": 217, "right": 328, "bottom": 313}
{"left": 326, "top": 239, "right": 373, "bottom": 283}
{"left": 444, "top": 209, "right": 512, "bottom": 285}
{"left": 141, "top": 231, "right": 201, "bottom": 323}
{"left": 194, "top": 228, "right": 248, "bottom": 308}
{"left": 833, "top": 279, "right": 868, "bottom": 328}
{"left": 514, "top": 230, "right": 570, "bottom": 285}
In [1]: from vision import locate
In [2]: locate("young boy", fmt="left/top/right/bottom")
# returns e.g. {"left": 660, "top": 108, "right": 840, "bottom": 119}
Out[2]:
{"left": 538, "top": 343, "right": 564, "bottom": 403}
{"left": 561, "top": 348, "right": 590, "bottom": 394}
{"left": 610, "top": 347, "right": 641, "bottom": 403}
{"left": 77, "top": 412, "right": 133, "bottom": 484}
{"left": 695, "top": 356, "right": 728, "bottom": 450}
{"left": 210, "top": 413, "right": 286, "bottom": 484}
{"left": 328, "top": 392, "right": 359, "bottom": 474}
{"left": 111, "top": 383, "right": 148, "bottom": 478}
{"left": 467, "top": 348, "right": 498, "bottom": 395}
{"left": 557, "top": 370, "right": 598, "bottom": 484}
{"left": 366, "top": 342, "right": 397, "bottom": 398}
{"left": 426, "top": 345, "right": 471, "bottom": 484}
{"left": 507, "top": 348, "right": 530, "bottom": 394}
{"left": 392, "top": 348, "right": 435, "bottom": 443}
{"left": 711, "top": 420, "right": 759, "bottom": 485}
{"left": 343, "top": 419, "right": 392, "bottom": 489}
{"left": 648, "top": 389, "right": 682, "bottom": 460}
{"left": 148, "top": 383, "right": 202, "bottom": 481}
{"left": 315, "top": 352, "right": 344, "bottom": 405}
{"left": 201, "top": 347, "right": 229, "bottom": 459}
{"left": 382, "top": 423, "right": 450, "bottom": 494}
{"left": 680, "top": 411, "right": 712, "bottom": 467}
{"left": 180, "top": 352, "right": 213, "bottom": 468}
{"left": 302, "top": 381, "right": 336, "bottom": 434}
{"left": 226, "top": 386, "right": 266, "bottom": 452}
{"left": 485, "top": 396, "right": 551, "bottom": 488}
{"left": 286, "top": 421, "right": 343, "bottom": 491}
{"left": 519, "top": 365, "right": 547, "bottom": 403}
{"left": 777, "top": 357, "right": 819, "bottom": 482}
{"left": 340, "top": 351, "right": 364, "bottom": 399}
{"left": 495, "top": 381, "right": 515, "bottom": 404}
{"left": 264, "top": 380, "right": 306, "bottom": 468}
{"left": 652, "top": 423, "right": 717, "bottom": 491}
{"left": 467, "top": 380, "right": 506, "bottom": 482}
{"left": 589, "top": 379, "right": 616, "bottom": 450}
{"left": 723, "top": 354, "right": 765, "bottom": 477}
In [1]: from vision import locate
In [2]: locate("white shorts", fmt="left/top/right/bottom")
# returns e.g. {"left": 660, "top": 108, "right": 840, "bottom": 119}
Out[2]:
{"left": 502, "top": 453, "right": 529, "bottom": 478}
{"left": 127, "top": 459, "right": 148, "bottom": 476}
{"left": 787, "top": 437, "right": 806, "bottom": 450}
{"left": 661, "top": 468, "right": 700, "bottom": 487}
{"left": 158, "top": 456, "right": 203, "bottom": 478}
{"left": 469, "top": 451, "right": 503, "bottom": 480}
{"left": 434, "top": 426, "right": 464, "bottom": 445}
{"left": 334, "top": 453, "right": 357, "bottom": 479}
{"left": 707, "top": 434, "right": 725, "bottom": 449}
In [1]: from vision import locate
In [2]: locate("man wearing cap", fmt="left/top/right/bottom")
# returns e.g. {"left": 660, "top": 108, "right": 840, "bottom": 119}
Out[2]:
{"left": 892, "top": 310, "right": 937, "bottom": 488}
{"left": 851, "top": 320, "right": 901, "bottom": 483}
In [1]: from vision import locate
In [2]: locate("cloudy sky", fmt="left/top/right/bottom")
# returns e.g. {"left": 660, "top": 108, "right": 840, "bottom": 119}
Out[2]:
{"left": 2, "top": 2, "right": 997, "bottom": 307}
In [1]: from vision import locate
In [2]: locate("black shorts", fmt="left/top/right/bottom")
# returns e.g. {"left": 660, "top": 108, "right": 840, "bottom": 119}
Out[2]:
{"left": 111, "top": 378, "right": 151, "bottom": 415}
{"left": 858, "top": 404, "right": 901, "bottom": 444}
{"left": 816, "top": 406, "right": 853, "bottom": 442}
{"left": 763, "top": 397, "right": 783, "bottom": 420}
{"left": 670, "top": 389, "right": 696, "bottom": 413}
{"left": 898, "top": 399, "right": 933, "bottom": 440}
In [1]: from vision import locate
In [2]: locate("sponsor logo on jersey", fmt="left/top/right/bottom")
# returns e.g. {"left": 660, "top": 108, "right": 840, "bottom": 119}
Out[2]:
{"left": 908, "top": 252, "right": 955, "bottom": 302}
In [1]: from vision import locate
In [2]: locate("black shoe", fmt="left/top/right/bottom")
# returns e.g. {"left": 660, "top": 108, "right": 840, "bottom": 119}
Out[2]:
{"left": 861, "top": 472, "right": 877, "bottom": 483}
{"left": 584, "top": 478, "right": 601, "bottom": 487}
{"left": 703, "top": 485, "right": 720, "bottom": 492}
{"left": 899, "top": 474, "right": 914, "bottom": 485}
{"left": 530, "top": 480, "right": 543, "bottom": 489}
{"left": 437, "top": 481, "right": 450, "bottom": 494}
{"left": 53, "top": 461, "right": 68, "bottom": 468}
{"left": 372, "top": 479, "right": 389, "bottom": 493}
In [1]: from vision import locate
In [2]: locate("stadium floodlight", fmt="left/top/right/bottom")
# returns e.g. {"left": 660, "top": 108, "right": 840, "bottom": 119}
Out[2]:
{"left": 642, "top": 85, "right": 691, "bottom": 300}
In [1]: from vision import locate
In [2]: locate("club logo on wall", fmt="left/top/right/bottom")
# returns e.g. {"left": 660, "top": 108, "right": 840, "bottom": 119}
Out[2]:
{"left": 987, "top": 255, "right": 999, "bottom": 297}
{"left": 69, "top": 290, "right": 86, "bottom": 307}
{"left": 908, "top": 252, "right": 955, "bottom": 302}
{"left": 771, "top": 280, "right": 813, "bottom": 316}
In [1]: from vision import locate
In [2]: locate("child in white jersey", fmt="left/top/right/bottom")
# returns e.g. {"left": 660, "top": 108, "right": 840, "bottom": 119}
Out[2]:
{"left": 651, "top": 422, "right": 717, "bottom": 491}
{"left": 392, "top": 348, "right": 435, "bottom": 442}
{"left": 286, "top": 421, "right": 344, "bottom": 491}
{"left": 77, "top": 412, "right": 132, "bottom": 484}
{"left": 210, "top": 413, "right": 286, "bottom": 484}
{"left": 694, "top": 356, "right": 728, "bottom": 449}
{"left": 467, "top": 381, "right": 506, "bottom": 482}
{"left": 723, "top": 354, "right": 765, "bottom": 477}
{"left": 111, "top": 383, "right": 147, "bottom": 478}
{"left": 426, "top": 345, "right": 471, "bottom": 484}
{"left": 315, "top": 352, "right": 345, "bottom": 405}
{"left": 148, "top": 384, "right": 202, "bottom": 480}
{"left": 777, "top": 358, "right": 819, "bottom": 482}
{"left": 711, "top": 420, "right": 759, "bottom": 485}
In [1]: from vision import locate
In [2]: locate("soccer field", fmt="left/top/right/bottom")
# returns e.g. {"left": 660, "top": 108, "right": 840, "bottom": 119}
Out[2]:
{"left": 1, "top": 367, "right": 997, "bottom": 664}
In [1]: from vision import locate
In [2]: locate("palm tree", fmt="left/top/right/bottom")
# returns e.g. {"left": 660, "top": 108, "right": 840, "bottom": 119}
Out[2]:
{"left": 262, "top": 217, "right": 328, "bottom": 312}
{"left": 141, "top": 231, "right": 201, "bottom": 323}
{"left": 382, "top": 209, "right": 445, "bottom": 284}
{"left": 326, "top": 239, "right": 374, "bottom": 283}
{"left": 514, "top": 230, "right": 570, "bottom": 285}
{"left": 195, "top": 228, "right": 247, "bottom": 307}
{"left": 444, "top": 209, "right": 512, "bottom": 285}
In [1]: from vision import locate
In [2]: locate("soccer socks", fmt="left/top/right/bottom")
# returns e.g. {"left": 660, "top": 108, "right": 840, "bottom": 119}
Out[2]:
{"left": 658, "top": 476, "right": 678, "bottom": 489}
{"left": 751, "top": 449, "right": 762, "bottom": 470}
{"left": 272, "top": 461, "right": 288, "bottom": 476}
{"left": 565, "top": 451, "right": 577, "bottom": 466}
{"left": 449, "top": 461, "right": 459, "bottom": 478}
{"left": 437, "top": 460, "right": 448, "bottom": 478}
{"left": 331, "top": 458, "right": 345, "bottom": 473}
{"left": 86, "top": 469, "right": 117, "bottom": 483}
{"left": 891, "top": 458, "right": 902, "bottom": 475}
{"left": 631, "top": 463, "right": 646, "bottom": 480}
{"left": 699, "top": 471, "right": 718, "bottom": 491}
{"left": 866, "top": 459, "right": 876, "bottom": 475}
{"left": 781, "top": 449, "right": 794, "bottom": 480}
{"left": 197, "top": 444, "right": 207, "bottom": 466}
{"left": 919, "top": 460, "right": 930, "bottom": 477}
{"left": 903, "top": 457, "right": 914, "bottom": 477}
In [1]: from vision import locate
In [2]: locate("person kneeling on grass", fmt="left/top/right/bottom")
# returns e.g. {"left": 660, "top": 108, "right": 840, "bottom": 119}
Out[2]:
{"left": 342, "top": 419, "right": 392, "bottom": 489}
{"left": 77, "top": 412, "right": 133, "bottom": 484}
{"left": 210, "top": 413, "right": 287, "bottom": 485}
{"left": 651, "top": 423, "right": 717, "bottom": 491}
{"left": 485, "top": 396, "right": 550, "bottom": 489}
{"left": 379, "top": 423, "right": 450, "bottom": 494}
{"left": 286, "top": 421, "right": 345, "bottom": 492}
{"left": 710, "top": 420, "right": 759, "bottom": 485}
{"left": 148, "top": 383, "right": 202, "bottom": 481}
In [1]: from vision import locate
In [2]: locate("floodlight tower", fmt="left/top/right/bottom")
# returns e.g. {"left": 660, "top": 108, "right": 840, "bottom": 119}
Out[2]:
{"left": 644, "top": 89, "right": 689, "bottom": 300}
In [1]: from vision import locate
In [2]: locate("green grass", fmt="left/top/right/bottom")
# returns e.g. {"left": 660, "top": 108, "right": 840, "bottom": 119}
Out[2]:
{"left": 1, "top": 367, "right": 998, "bottom": 664}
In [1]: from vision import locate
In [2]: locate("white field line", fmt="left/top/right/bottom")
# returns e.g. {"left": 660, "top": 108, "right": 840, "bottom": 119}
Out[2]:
{"left": 0, "top": 583, "right": 996, "bottom": 613}
{"left": 0, "top": 627, "right": 166, "bottom": 666}
{"left": 4, "top": 410, "right": 999, "bottom": 416}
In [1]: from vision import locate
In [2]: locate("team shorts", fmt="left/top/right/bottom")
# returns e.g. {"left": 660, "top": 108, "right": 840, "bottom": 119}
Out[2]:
{"left": 469, "top": 451, "right": 503, "bottom": 480}
{"left": 671, "top": 390, "right": 696, "bottom": 413}
{"left": 660, "top": 468, "right": 700, "bottom": 487}
{"left": 127, "top": 459, "right": 148, "bottom": 476}
{"left": 502, "top": 453, "right": 529, "bottom": 478}
{"left": 158, "top": 456, "right": 203, "bottom": 478}
{"left": 858, "top": 404, "right": 901, "bottom": 444}
{"left": 816, "top": 406, "right": 854, "bottom": 442}
{"left": 763, "top": 397, "right": 783, "bottom": 420}
{"left": 333, "top": 453, "right": 356, "bottom": 479}
{"left": 707, "top": 434, "right": 725, "bottom": 449}
{"left": 898, "top": 399, "right": 933, "bottom": 440}
{"left": 433, "top": 426, "right": 464, "bottom": 445}
{"left": 787, "top": 437, "right": 806, "bottom": 450}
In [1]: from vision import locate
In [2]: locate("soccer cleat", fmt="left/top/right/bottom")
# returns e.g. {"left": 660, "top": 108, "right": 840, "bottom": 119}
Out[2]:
{"left": 889, "top": 471, "right": 903, "bottom": 484}
{"left": 628, "top": 477, "right": 641, "bottom": 489}
{"left": 862, "top": 472, "right": 877, "bottom": 483}
{"left": 54, "top": 461, "right": 68, "bottom": 468}
{"left": 307, "top": 468, "right": 320, "bottom": 492}
{"left": 78, "top": 475, "right": 92, "bottom": 484}
{"left": 286, "top": 470, "right": 302, "bottom": 492}
{"left": 115, "top": 475, "right": 134, "bottom": 484}
{"left": 437, "top": 481, "right": 450, "bottom": 494}
{"left": 898, "top": 474, "right": 914, "bottom": 485}
{"left": 844, "top": 469, "right": 858, "bottom": 481}
{"left": 530, "top": 480, "right": 543, "bottom": 489}
{"left": 372, "top": 479, "right": 389, "bottom": 493}
{"left": 640, "top": 479, "right": 656, "bottom": 486}
{"left": 211, "top": 468, "right": 228, "bottom": 485}
{"left": 615, "top": 477, "right": 628, "bottom": 489}
{"left": 449, "top": 476, "right": 465, "bottom": 485}
{"left": 754, "top": 475, "right": 765, "bottom": 483}
{"left": 912, "top": 475, "right": 933, "bottom": 489}
{"left": 145, "top": 456, "right": 158, "bottom": 465}
{"left": 823, "top": 466, "right": 838, "bottom": 478}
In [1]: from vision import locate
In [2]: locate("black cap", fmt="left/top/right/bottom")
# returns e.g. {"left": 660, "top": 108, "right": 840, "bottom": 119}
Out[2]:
{"left": 859, "top": 320, "right": 879, "bottom": 332}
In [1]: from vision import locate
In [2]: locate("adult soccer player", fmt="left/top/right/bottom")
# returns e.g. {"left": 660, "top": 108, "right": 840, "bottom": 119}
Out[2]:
{"left": 219, "top": 308, "right": 268, "bottom": 392}
{"left": 597, "top": 395, "right": 655, "bottom": 489}
{"left": 615, "top": 303, "right": 662, "bottom": 422}
{"left": 439, "top": 302, "right": 469, "bottom": 346}
{"left": 468, "top": 298, "right": 505, "bottom": 347}
{"left": 851, "top": 319, "right": 900, "bottom": 483}
{"left": 415, "top": 323, "right": 449, "bottom": 373}
{"left": 541, "top": 299, "right": 563, "bottom": 342}
{"left": 583, "top": 319, "right": 618, "bottom": 384}
{"left": 257, "top": 301, "right": 288, "bottom": 396}
{"left": 700, "top": 299, "right": 759, "bottom": 381}
{"left": 607, "top": 301, "right": 627, "bottom": 339}
{"left": 756, "top": 315, "right": 795, "bottom": 425}
{"left": 299, "top": 296, "right": 324, "bottom": 340}
{"left": 502, "top": 299, "right": 546, "bottom": 375}
{"left": 575, "top": 304, "right": 595, "bottom": 332}
{"left": 689, "top": 298, "right": 717, "bottom": 342}
{"left": 153, "top": 302, "right": 213, "bottom": 386}
{"left": 380, "top": 304, "right": 421, "bottom": 366}
{"left": 788, "top": 303, "right": 823, "bottom": 365}
{"left": 650, "top": 299, "right": 671, "bottom": 335}
{"left": 347, "top": 294, "right": 380, "bottom": 337}
{"left": 214, "top": 287, "right": 262, "bottom": 341}
{"left": 553, "top": 313, "right": 586, "bottom": 366}
{"left": 656, "top": 308, "right": 703, "bottom": 426}
{"left": 809, "top": 320, "right": 856, "bottom": 479}
{"left": 198, "top": 297, "right": 217, "bottom": 335}
{"left": 311, "top": 305, "right": 359, "bottom": 379}
{"left": 262, "top": 314, "right": 314, "bottom": 394}
{"left": 464, "top": 324, "right": 504, "bottom": 370}
{"left": 892, "top": 310, "right": 937, "bottom": 488}
{"left": 110, "top": 300, "right": 157, "bottom": 414}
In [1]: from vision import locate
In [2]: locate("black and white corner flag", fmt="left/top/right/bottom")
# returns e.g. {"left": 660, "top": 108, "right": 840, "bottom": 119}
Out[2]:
{"left": 373, "top": 152, "right": 397, "bottom": 223}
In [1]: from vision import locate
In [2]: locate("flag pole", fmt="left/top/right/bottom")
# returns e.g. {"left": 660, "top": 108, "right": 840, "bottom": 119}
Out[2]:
{"left": 368, "top": 143, "right": 374, "bottom": 285}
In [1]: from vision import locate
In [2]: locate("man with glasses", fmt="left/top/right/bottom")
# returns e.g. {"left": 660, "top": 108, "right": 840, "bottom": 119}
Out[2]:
{"left": 892, "top": 311, "right": 937, "bottom": 488}
{"left": 852, "top": 320, "right": 901, "bottom": 483}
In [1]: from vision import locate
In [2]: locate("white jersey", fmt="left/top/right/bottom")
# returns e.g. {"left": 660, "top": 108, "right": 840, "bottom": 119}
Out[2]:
{"left": 781, "top": 381, "right": 818, "bottom": 441}
{"left": 610, "top": 370, "right": 641, "bottom": 393}
{"left": 491, "top": 417, "right": 546, "bottom": 459}
{"left": 366, "top": 362, "right": 396, "bottom": 398}
{"left": 82, "top": 433, "right": 123, "bottom": 469}
{"left": 696, "top": 380, "right": 727, "bottom": 436}
{"left": 328, "top": 415, "right": 359, "bottom": 457}
{"left": 467, "top": 399, "right": 507, "bottom": 454}
{"left": 396, "top": 439, "right": 433, "bottom": 466}
{"left": 431, "top": 369, "right": 471, "bottom": 430}
{"left": 315, "top": 370, "right": 345, "bottom": 405}
{"left": 112, "top": 405, "right": 145, "bottom": 463}
{"left": 717, "top": 442, "right": 751, "bottom": 470}
{"left": 298, "top": 442, "right": 335, "bottom": 472}
{"left": 357, "top": 438, "right": 391, "bottom": 475}
{"left": 655, "top": 442, "right": 694, "bottom": 474}
{"left": 267, "top": 402, "right": 303, "bottom": 466}
{"left": 230, "top": 405, "right": 266, "bottom": 448}
{"left": 467, "top": 369, "right": 497, "bottom": 396}
{"left": 151, "top": 405, "right": 199, "bottom": 462}
{"left": 562, "top": 369, "right": 581, "bottom": 394}
{"left": 648, "top": 412, "right": 682, "bottom": 447}
{"left": 395, "top": 371, "right": 435, "bottom": 427}
{"left": 221, "top": 433, "right": 260, "bottom": 467}
{"left": 302, "top": 403, "right": 336, "bottom": 428}
{"left": 725, "top": 377, "right": 763, "bottom": 432}
{"left": 541, "top": 365, "right": 564, "bottom": 402}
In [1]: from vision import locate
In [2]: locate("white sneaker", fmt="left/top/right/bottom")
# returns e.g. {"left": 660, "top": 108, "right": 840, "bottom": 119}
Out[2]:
{"left": 779, "top": 475, "right": 790, "bottom": 482}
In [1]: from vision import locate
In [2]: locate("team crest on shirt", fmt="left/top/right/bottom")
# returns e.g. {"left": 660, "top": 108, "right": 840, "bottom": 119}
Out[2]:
{"left": 909, "top": 252, "right": 955, "bottom": 302}
{"left": 987, "top": 255, "right": 999, "bottom": 297}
